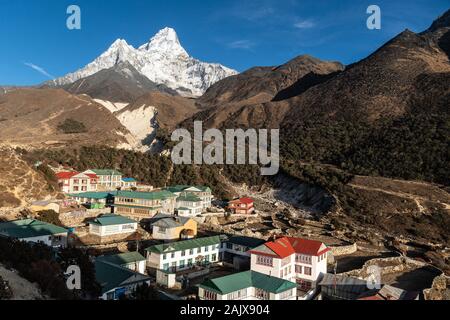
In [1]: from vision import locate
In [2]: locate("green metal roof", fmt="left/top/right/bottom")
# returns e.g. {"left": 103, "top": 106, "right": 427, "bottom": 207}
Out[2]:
{"left": 89, "top": 214, "right": 137, "bottom": 226}
{"left": 0, "top": 219, "right": 68, "bottom": 239}
{"left": 146, "top": 235, "right": 226, "bottom": 254}
{"left": 91, "top": 169, "right": 123, "bottom": 176}
{"left": 97, "top": 252, "right": 146, "bottom": 266}
{"left": 115, "top": 190, "right": 176, "bottom": 201}
{"left": 198, "top": 271, "right": 297, "bottom": 295}
{"left": 68, "top": 191, "right": 116, "bottom": 200}
{"left": 95, "top": 260, "right": 150, "bottom": 294}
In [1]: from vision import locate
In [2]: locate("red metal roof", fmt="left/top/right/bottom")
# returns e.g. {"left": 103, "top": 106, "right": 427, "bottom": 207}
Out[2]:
{"left": 85, "top": 173, "right": 98, "bottom": 179}
{"left": 240, "top": 197, "right": 254, "bottom": 204}
{"left": 286, "top": 237, "right": 330, "bottom": 256}
{"left": 265, "top": 237, "right": 295, "bottom": 258}
{"left": 252, "top": 237, "right": 329, "bottom": 258}
{"left": 56, "top": 172, "right": 79, "bottom": 179}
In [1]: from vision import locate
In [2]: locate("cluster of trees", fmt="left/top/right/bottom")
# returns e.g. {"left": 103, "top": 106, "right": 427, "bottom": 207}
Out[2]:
{"left": 281, "top": 109, "right": 449, "bottom": 186}
{"left": 57, "top": 119, "right": 87, "bottom": 134}
{"left": 0, "top": 238, "right": 99, "bottom": 300}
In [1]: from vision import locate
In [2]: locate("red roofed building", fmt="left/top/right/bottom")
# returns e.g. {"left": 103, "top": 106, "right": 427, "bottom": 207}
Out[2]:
{"left": 56, "top": 171, "right": 98, "bottom": 194}
{"left": 248, "top": 237, "right": 330, "bottom": 299}
{"left": 228, "top": 197, "right": 255, "bottom": 215}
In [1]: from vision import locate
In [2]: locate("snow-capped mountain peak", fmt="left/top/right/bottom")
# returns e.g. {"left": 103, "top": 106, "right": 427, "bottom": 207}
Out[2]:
{"left": 50, "top": 27, "right": 238, "bottom": 96}
{"left": 139, "top": 27, "right": 188, "bottom": 57}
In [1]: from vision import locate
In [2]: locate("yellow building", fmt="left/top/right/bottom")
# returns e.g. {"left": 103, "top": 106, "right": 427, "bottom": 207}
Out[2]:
{"left": 151, "top": 214, "right": 197, "bottom": 241}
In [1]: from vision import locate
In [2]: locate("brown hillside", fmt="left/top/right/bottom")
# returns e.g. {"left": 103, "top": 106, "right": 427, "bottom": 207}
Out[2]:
{"left": 0, "top": 88, "right": 134, "bottom": 149}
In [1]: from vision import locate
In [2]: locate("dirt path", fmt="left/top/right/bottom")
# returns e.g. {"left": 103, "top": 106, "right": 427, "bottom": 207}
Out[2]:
{"left": 348, "top": 182, "right": 449, "bottom": 214}
{"left": 0, "top": 264, "right": 44, "bottom": 300}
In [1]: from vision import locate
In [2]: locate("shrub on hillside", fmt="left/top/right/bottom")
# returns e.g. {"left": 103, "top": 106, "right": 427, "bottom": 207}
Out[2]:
{"left": 57, "top": 119, "right": 87, "bottom": 134}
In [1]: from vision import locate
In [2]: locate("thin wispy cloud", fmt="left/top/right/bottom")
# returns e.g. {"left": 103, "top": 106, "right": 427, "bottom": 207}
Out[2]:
{"left": 23, "top": 62, "right": 54, "bottom": 79}
{"left": 228, "top": 40, "right": 256, "bottom": 49}
{"left": 294, "top": 19, "right": 316, "bottom": 29}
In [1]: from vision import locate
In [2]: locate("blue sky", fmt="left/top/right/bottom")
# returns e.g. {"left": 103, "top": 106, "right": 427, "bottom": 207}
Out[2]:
{"left": 0, "top": 0, "right": 448, "bottom": 85}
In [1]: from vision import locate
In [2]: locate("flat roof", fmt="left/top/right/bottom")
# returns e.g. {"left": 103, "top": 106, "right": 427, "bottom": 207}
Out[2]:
{"left": 0, "top": 219, "right": 68, "bottom": 239}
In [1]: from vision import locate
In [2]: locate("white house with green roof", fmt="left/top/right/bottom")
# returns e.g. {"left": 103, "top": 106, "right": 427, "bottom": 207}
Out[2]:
{"left": 145, "top": 235, "right": 225, "bottom": 273}
{"left": 84, "top": 169, "right": 123, "bottom": 190}
{"left": 166, "top": 185, "right": 213, "bottom": 211}
{"left": 113, "top": 190, "right": 177, "bottom": 220}
{"left": 95, "top": 260, "right": 151, "bottom": 300}
{"left": 175, "top": 194, "right": 203, "bottom": 217}
{"left": 97, "top": 251, "right": 147, "bottom": 274}
{"left": 198, "top": 270, "right": 297, "bottom": 300}
{"left": 0, "top": 219, "right": 68, "bottom": 248}
{"left": 88, "top": 214, "right": 138, "bottom": 237}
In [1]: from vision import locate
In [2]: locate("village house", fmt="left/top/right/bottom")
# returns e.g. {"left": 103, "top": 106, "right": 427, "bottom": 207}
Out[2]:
{"left": 318, "top": 274, "right": 420, "bottom": 300}
{"left": 97, "top": 251, "right": 147, "bottom": 275}
{"left": 150, "top": 214, "right": 197, "bottom": 241}
{"left": 198, "top": 270, "right": 297, "bottom": 301}
{"left": 318, "top": 273, "right": 369, "bottom": 300}
{"left": 88, "top": 214, "right": 138, "bottom": 238}
{"left": 56, "top": 171, "right": 98, "bottom": 194}
{"left": 165, "top": 185, "right": 213, "bottom": 211}
{"left": 68, "top": 191, "right": 116, "bottom": 209}
{"left": 228, "top": 197, "right": 255, "bottom": 215}
{"left": 0, "top": 219, "right": 68, "bottom": 248}
{"left": 83, "top": 169, "right": 123, "bottom": 190}
{"left": 95, "top": 260, "right": 151, "bottom": 300}
{"left": 175, "top": 194, "right": 203, "bottom": 217}
{"left": 145, "top": 235, "right": 225, "bottom": 274}
{"left": 113, "top": 190, "right": 177, "bottom": 220}
{"left": 221, "top": 236, "right": 266, "bottom": 271}
{"left": 121, "top": 177, "right": 137, "bottom": 189}
{"left": 249, "top": 237, "right": 329, "bottom": 299}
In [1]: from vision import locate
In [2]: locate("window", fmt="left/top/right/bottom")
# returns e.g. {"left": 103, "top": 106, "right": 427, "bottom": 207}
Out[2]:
{"left": 122, "top": 224, "right": 135, "bottom": 231}
{"left": 226, "top": 242, "right": 233, "bottom": 250}
{"left": 255, "top": 289, "right": 269, "bottom": 300}
{"left": 280, "top": 289, "right": 293, "bottom": 300}
{"left": 163, "top": 263, "right": 169, "bottom": 270}
{"left": 256, "top": 255, "right": 273, "bottom": 267}
{"left": 162, "top": 254, "right": 167, "bottom": 260}
{"left": 179, "top": 260, "right": 185, "bottom": 268}
{"left": 203, "top": 290, "right": 217, "bottom": 300}
{"left": 197, "top": 248, "right": 201, "bottom": 254}
{"left": 181, "top": 250, "right": 186, "bottom": 257}
{"left": 227, "top": 289, "right": 247, "bottom": 300}
{"left": 211, "top": 254, "right": 217, "bottom": 262}
{"left": 171, "top": 253, "right": 175, "bottom": 259}
{"left": 205, "top": 246, "right": 209, "bottom": 252}
{"left": 297, "top": 279, "right": 312, "bottom": 292}
{"left": 296, "top": 254, "right": 312, "bottom": 265}
{"left": 304, "top": 267, "right": 312, "bottom": 276}
{"left": 189, "top": 249, "right": 194, "bottom": 255}
{"left": 295, "top": 265, "right": 302, "bottom": 274}
{"left": 188, "top": 259, "right": 193, "bottom": 267}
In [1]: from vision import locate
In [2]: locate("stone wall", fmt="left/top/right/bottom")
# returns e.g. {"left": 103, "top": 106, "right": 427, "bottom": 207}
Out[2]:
{"left": 342, "top": 256, "right": 426, "bottom": 278}
{"left": 423, "top": 274, "right": 449, "bottom": 300}
{"left": 330, "top": 243, "right": 358, "bottom": 257}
